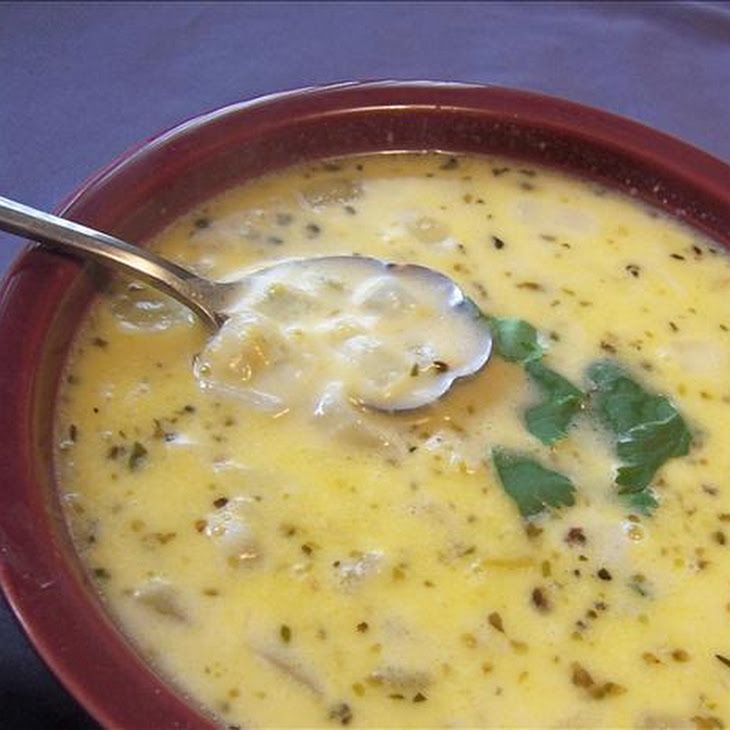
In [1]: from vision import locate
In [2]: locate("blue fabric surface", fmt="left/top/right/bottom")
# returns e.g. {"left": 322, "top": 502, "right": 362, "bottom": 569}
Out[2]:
{"left": 1, "top": 2, "right": 729, "bottom": 727}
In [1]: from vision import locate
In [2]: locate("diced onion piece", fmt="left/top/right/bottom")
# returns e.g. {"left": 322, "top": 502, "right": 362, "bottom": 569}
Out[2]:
{"left": 657, "top": 338, "right": 730, "bottom": 376}
{"left": 132, "top": 578, "right": 187, "bottom": 621}
{"left": 315, "top": 315, "right": 367, "bottom": 346}
{"left": 314, "top": 383, "right": 404, "bottom": 456}
{"left": 514, "top": 198, "right": 598, "bottom": 235}
{"left": 369, "top": 666, "right": 431, "bottom": 691}
{"left": 351, "top": 275, "right": 419, "bottom": 314}
{"left": 334, "top": 549, "right": 384, "bottom": 590}
{"left": 338, "top": 336, "right": 410, "bottom": 389}
{"left": 405, "top": 215, "right": 450, "bottom": 244}
{"left": 204, "top": 496, "right": 262, "bottom": 568}
{"left": 300, "top": 178, "right": 361, "bottom": 207}
{"left": 249, "top": 281, "right": 321, "bottom": 320}
{"left": 250, "top": 644, "right": 323, "bottom": 695}
{"left": 110, "top": 282, "right": 192, "bottom": 331}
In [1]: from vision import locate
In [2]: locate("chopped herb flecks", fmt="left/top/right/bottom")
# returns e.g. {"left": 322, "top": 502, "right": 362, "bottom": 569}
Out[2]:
{"left": 128, "top": 441, "right": 148, "bottom": 471}
{"left": 328, "top": 702, "right": 352, "bottom": 725}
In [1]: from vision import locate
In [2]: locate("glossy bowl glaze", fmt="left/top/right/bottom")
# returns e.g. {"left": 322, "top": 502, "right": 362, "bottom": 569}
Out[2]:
{"left": 1, "top": 82, "right": 730, "bottom": 729}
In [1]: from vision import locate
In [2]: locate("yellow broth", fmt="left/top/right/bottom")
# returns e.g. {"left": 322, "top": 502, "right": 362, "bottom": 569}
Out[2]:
{"left": 56, "top": 154, "right": 730, "bottom": 728}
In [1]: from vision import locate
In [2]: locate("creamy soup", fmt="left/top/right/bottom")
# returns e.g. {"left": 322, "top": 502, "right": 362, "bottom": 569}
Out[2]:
{"left": 56, "top": 154, "right": 730, "bottom": 729}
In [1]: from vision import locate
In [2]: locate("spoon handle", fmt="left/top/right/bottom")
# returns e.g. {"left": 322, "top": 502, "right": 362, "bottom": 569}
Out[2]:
{"left": 0, "top": 196, "right": 218, "bottom": 328}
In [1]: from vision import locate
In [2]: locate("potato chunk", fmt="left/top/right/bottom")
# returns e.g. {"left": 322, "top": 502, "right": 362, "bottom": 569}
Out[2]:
{"left": 194, "top": 311, "right": 299, "bottom": 411}
{"left": 110, "top": 282, "right": 192, "bottom": 331}
{"left": 250, "top": 282, "right": 321, "bottom": 320}
{"left": 405, "top": 215, "right": 450, "bottom": 244}
{"left": 132, "top": 578, "right": 187, "bottom": 622}
{"left": 300, "top": 178, "right": 361, "bottom": 207}
{"left": 351, "top": 275, "right": 419, "bottom": 315}
{"left": 313, "top": 383, "right": 404, "bottom": 457}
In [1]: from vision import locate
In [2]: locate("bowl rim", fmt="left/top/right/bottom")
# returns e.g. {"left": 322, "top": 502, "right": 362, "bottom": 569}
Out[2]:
{"left": 60, "top": 77, "right": 730, "bottom": 222}
{"left": 1, "top": 79, "right": 729, "bottom": 729}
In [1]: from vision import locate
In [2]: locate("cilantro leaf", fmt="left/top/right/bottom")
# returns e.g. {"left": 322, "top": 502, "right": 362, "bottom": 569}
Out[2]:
{"left": 524, "top": 360, "right": 584, "bottom": 445}
{"left": 588, "top": 360, "right": 691, "bottom": 497}
{"left": 487, "top": 317, "right": 582, "bottom": 444}
{"left": 615, "top": 411, "right": 691, "bottom": 490}
{"left": 488, "top": 317, "right": 544, "bottom": 363}
{"left": 492, "top": 448, "right": 576, "bottom": 518}
{"left": 588, "top": 361, "right": 666, "bottom": 433}
{"left": 622, "top": 488, "right": 659, "bottom": 515}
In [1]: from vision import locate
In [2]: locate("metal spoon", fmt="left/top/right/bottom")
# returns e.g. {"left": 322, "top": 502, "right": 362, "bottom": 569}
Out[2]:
{"left": 0, "top": 195, "right": 237, "bottom": 329}
{"left": 0, "top": 195, "right": 493, "bottom": 409}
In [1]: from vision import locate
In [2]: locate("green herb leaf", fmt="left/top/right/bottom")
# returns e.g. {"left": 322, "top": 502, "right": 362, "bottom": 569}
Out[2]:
{"left": 488, "top": 317, "right": 544, "bottom": 364}
{"left": 492, "top": 448, "right": 576, "bottom": 517}
{"left": 486, "top": 317, "right": 580, "bottom": 444}
{"left": 588, "top": 361, "right": 665, "bottom": 434}
{"left": 622, "top": 488, "right": 659, "bottom": 515}
{"left": 524, "top": 360, "right": 584, "bottom": 445}
{"left": 588, "top": 360, "right": 691, "bottom": 497}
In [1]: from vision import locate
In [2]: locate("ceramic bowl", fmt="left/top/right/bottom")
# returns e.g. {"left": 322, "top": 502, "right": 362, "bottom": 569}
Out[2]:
{"left": 1, "top": 81, "right": 729, "bottom": 728}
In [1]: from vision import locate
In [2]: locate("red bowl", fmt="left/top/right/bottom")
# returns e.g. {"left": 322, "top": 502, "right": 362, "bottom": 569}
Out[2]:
{"left": 1, "top": 81, "right": 730, "bottom": 729}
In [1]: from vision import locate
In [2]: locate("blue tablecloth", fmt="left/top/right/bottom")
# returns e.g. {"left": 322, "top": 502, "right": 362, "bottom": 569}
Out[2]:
{"left": 1, "top": 2, "right": 729, "bottom": 726}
